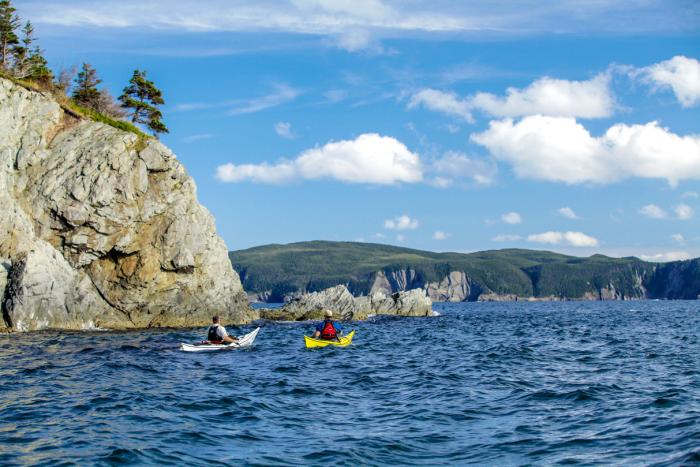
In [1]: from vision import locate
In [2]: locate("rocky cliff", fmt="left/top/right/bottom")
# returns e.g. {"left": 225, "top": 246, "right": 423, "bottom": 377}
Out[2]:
{"left": 0, "top": 78, "right": 252, "bottom": 331}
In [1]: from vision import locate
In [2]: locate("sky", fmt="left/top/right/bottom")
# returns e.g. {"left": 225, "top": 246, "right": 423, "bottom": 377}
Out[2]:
{"left": 16, "top": 0, "right": 700, "bottom": 260}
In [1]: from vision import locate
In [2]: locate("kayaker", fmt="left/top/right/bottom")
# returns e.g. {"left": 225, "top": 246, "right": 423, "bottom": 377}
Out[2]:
{"left": 313, "top": 310, "right": 343, "bottom": 340}
{"left": 207, "top": 315, "right": 238, "bottom": 344}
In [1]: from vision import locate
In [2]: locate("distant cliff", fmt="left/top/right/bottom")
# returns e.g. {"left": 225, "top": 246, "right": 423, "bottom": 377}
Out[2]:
{"left": 230, "top": 241, "right": 700, "bottom": 302}
{"left": 0, "top": 77, "right": 253, "bottom": 331}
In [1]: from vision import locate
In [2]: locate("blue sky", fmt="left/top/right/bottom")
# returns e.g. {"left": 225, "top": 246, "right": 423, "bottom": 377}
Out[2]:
{"left": 18, "top": 0, "right": 700, "bottom": 260}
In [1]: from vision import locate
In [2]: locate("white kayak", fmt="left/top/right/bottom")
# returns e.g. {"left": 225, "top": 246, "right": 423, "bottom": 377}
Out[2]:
{"left": 179, "top": 327, "right": 260, "bottom": 352}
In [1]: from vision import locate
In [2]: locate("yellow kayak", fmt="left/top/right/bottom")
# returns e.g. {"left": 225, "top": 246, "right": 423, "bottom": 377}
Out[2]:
{"left": 304, "top": 330, "right": 355, "bottom": 348}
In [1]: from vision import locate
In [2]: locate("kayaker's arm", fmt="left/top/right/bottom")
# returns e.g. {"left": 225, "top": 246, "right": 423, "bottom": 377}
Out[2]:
{"left": 222, "top": 335, "right": 238, "bottom": 343}
{"left": 312, "top": 330, "right": 321, "bottom": 338}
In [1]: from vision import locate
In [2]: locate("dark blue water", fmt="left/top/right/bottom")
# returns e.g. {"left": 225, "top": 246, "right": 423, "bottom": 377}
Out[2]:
{"left": 2, "top": 301, "right": 699, "bottom": 466}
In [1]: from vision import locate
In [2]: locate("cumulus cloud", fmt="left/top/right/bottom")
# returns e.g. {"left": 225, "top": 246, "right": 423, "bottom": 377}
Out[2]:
{"left": 527, "top": 231, "right": 599, "bottom": 247}
{"left": 216, "top": 133, "right": 422, "bottom": 185}
{"left": 675, "top": 203, "right": 693, "bottom": 220}
{"left": 640, "top": 251, "right": 691, "bottom": 262}
{"left": 385, "top": 215, "right": 419, "bottom": 231}
{"left": 639, "top": 204, "right": 668, "bottom": 219}
{"left": 557, "top": 207, "right": 579, "bottom": 219}
{"left": 408, "top": 74, "right": 614, "bottom": 121}
{"left": 407, "top": 89, "right": 473, "bottom": 122}
{"left": 433, "top": 230, "right": 449, "bottom": 240}
{"left": 396, "top": 234, "right": 406, "bottom": 242}
{"left": 492, "top": 234, "right": 522, "bottom": 242}
{"left": 470, "top": 74, "right": 614, "bottom": 118}
{"left": 638, "top": 55, "right": 700, "bottom": 107}
{"left": 471, "top": 116, "right": 700, "bottom": 186}
{"left": 274, "top": 121, "right": 295, "bottom": 138}
{"left": 501, "top": 212, "right": 522, "bottom": 224}
{"left": 430, "top": 151, "right": 497, "bottom": 187}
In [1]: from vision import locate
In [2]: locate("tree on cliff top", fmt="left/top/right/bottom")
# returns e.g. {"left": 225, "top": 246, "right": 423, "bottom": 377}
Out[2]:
{"left": 0, "top": 0, "right": 20, "bottom": 70}
{"left": 72, "top": 63, "right": 101, "bottom": 108}
{"left": 119, "top": 69, "right": 168, "bottom": 136}
{"left": 13, "top": 21, "right": 52, "bottom": 83}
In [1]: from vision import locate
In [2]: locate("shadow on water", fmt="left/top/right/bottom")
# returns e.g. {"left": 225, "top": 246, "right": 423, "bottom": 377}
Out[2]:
{"left": 1, "top": 301, "right": 699, "bottom": 465}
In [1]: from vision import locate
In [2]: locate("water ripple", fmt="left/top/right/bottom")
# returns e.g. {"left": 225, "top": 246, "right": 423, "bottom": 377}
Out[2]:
{"left": 1, "top": 301, "right": 699, "bottom": 465}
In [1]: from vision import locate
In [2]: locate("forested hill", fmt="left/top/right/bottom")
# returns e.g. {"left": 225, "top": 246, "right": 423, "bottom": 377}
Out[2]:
{"left": 229, "top": 241, "right": 700, "bottom": 302}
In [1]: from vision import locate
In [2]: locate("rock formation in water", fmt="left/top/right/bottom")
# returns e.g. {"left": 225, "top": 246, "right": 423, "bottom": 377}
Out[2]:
{"left": 259, "top": 285, "right": 434, "bottom": 321}
{"left": 0, "top": 78, "right": 252, "bottom": 331}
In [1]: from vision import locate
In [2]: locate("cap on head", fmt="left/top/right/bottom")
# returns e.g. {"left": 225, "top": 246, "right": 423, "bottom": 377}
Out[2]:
{"left": 212, "top": 315, "right": 220, "bottom": 323}
{"left": 324, "top": 310, "right": 333, "bottom": 318}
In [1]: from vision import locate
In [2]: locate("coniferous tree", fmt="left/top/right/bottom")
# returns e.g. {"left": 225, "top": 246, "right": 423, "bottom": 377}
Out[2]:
{"left": 12, "top": 21, "right": 51, "bottom": 83}
{"left": 119, "top": 69, "right": 168, "bottom": 136}
{"left": 0, "top": 0, "right": 19, "bottom": 70}
{"left": 72, "top": 63, "right": 101, "bottom": 108}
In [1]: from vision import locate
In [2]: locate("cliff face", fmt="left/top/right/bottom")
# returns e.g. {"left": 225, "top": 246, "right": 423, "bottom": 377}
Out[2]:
{"left": 0, "top": 78, "right": 252, "bottom": 331}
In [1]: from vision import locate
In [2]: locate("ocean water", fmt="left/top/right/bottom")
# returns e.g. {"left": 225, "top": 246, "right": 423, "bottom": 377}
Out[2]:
{"left": 1, "top": 301, "right": 699, "bottom": 466}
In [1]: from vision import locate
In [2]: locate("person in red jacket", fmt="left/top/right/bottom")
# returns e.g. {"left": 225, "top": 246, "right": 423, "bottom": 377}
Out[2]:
{"left": 313, "top": 310, "right": 343, "bottom": 340}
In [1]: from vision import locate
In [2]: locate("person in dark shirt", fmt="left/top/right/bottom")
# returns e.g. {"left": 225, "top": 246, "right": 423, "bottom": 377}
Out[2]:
{"left": 207, "top": 315, "right": 239, "bottom": 344}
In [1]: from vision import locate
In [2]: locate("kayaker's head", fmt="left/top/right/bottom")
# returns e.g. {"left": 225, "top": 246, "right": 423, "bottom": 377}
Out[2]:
{"left": 212, "top": 315, "right": 220, "bottom": 324}
{"left": 324, "top": 310, "right": 333, "bottom": 319}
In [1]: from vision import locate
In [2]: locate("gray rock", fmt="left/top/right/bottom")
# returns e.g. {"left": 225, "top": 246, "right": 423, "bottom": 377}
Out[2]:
{"left": 260, "top": 285, "right": 433, "bottom": 321}
{"left": 0, "top": 78, "right": 252, "bottom": 331}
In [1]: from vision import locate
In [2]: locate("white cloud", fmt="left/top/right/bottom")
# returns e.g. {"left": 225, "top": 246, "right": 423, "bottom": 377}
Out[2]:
{"left": 216, "top": 133, "right": 423, "bottom": 185}
{"left": 492, "top": 234, "right": 522, "bottom": 242}
{"left": 675, "top": 203, "right": 693, "bottom": 220}
{"left": 639, "top": 204, "right": 668, "bottom": 219}
{"left": 228, "top": 84, "right": 301, "bottom": 115}
{"left": 409, "top": 74, "right": 614, "bottom": 121}
{"left": 471, "top": 116, "right": 700, "bottom": 186}
{"left": 396, "top": 234, "right": 406, "bottom": 242}
{"left": 501, "top": 212, "right": 522, "bottom": 224}
{"left": 181, "top": 133, "right": 213, "bottom": 143}
{"left": 430, "top": 151, "right": 497, "bottom": 187}
{"left": 274, "top": 121, "right": 295, "bottom": 139}
{"left": 470, "top": 74, "right": 614, "bottom": 119}
{"left": 640, "top": 251, "right": 691, "bottom": 262}
{"left": 374, "top": 232, "right": 386, "bottom": 239}
{"left": 446, "top": 124, "right": 460, "bottom": 134}
{"left": 557, "top": 207, "right": 579, "bottom": 219}
{"left": 433, "top": 230, "right": 449, "bottom": 240}
{"left": 671, "top": 233, "right": 685, "bottom": 245}
{"left": 527, "top": 231, "right": 599, "bottom": 247}
{"left": 385, "top": 214, "right": 419, "bottom": 231}
{"left": 682, "top": 191, "right": 699, "bottom": 198}
{"left": 638, "top": 55, "right": 700, "bottom": 107}
{"left": 407, "top": 89, "right": 473, "bottom": 122}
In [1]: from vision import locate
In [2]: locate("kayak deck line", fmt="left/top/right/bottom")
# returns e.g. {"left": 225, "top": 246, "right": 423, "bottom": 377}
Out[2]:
{"left": 304, "top": 330, "right": 355, "bottom": 348}
{"left": 180, "top": 327, "right": 261, "bottom": 352}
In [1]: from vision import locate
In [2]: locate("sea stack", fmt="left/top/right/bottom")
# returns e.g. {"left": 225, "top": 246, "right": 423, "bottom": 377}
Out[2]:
{"left": 0, "top": 78, "right": 253, "bottom": 331}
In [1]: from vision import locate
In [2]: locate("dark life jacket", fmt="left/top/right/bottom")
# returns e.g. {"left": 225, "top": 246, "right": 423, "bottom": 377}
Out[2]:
{"left": 320, "top": 320, "right": 338, "bottom": 339}
{"left": 207, "top": 325, "right": 223, "bottom": 343}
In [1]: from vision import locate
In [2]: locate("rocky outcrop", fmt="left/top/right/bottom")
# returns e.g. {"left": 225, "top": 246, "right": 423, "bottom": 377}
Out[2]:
{"left": 0, "top": 78, "right": 252, "bottom": 331}
{"left": 259, "top": 285, "right": 433, "bottom": 321}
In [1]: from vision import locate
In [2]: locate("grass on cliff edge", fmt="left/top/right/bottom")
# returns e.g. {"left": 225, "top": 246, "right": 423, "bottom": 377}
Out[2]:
{"left": 0, "top": 72, "right": 149, "bottom": 140}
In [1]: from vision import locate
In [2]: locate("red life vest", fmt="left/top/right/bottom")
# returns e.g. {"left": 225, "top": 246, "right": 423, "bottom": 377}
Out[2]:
{"left": 321, "top": 320, "right": 338, "bottom": 339}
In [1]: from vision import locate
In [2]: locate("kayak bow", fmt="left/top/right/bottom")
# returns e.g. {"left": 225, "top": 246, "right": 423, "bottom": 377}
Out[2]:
{"left": 304, "top": 330, "right": 355, "bottom": 348}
